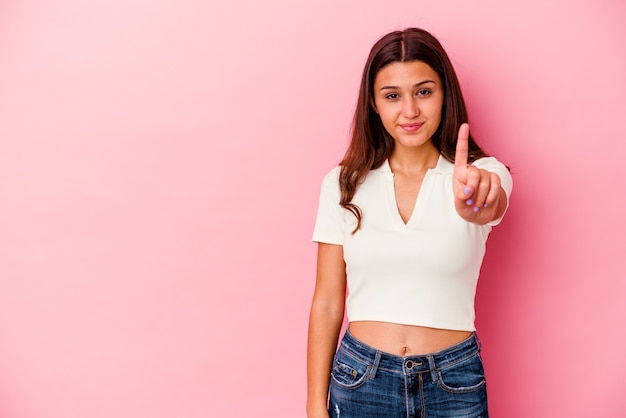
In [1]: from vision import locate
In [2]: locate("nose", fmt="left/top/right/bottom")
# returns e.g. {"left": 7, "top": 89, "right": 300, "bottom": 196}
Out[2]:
{"left": 401, "top": 97, "right": 419, "bottom": 118}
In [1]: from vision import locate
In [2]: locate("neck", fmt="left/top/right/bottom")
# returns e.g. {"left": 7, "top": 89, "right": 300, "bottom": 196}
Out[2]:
{"left": 388, "top": 142, "right": 440, "bottom": 175}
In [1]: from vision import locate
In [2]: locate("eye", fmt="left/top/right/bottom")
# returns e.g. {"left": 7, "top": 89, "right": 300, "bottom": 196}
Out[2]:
{"left": 416, "top": 89, "right": 431, "bottom": 96}
{"left": 385, "top": 93, "right": 399, "bottom": 100}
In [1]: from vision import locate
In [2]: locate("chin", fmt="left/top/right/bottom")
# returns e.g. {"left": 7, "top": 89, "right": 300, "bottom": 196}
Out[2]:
{"left": 395, "top": 137, "right": 431, "bottom": 149}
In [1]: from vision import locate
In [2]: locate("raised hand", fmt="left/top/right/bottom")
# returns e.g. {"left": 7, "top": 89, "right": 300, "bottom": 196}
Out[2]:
{"left": 453, "top": 123, "right": 505, "bottom": 224}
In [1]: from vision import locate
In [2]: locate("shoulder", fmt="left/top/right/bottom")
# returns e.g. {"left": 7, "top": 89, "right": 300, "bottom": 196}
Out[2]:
{"left": 319, "top": 161, "right": 391, "bottom": 192}
{"left": 471, "top": 156, "right": 508, "bottom": 172}
{"left": 319, "top": 166, "right": 342, "bottom": 190}
{"left": 321, "top": 165, "right": 341, "bottom": 182}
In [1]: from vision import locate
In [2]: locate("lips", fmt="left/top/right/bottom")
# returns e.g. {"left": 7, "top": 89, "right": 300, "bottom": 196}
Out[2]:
{"left": 399, "top": 123, "right": 422, "bottom": 133}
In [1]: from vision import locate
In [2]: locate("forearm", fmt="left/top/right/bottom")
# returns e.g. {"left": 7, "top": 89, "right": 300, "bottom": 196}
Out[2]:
{"left": 306, "top": 300, "right": 344, "bottom": 416}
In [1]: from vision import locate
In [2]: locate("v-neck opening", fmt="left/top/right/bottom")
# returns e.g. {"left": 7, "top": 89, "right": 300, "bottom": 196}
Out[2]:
{"left": 385, "top": 156, "right": 442, "bottom": 228}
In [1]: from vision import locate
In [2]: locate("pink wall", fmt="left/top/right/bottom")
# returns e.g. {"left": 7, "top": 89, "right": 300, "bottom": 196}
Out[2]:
{"left": 1, "top": 0, "right": 625, "bottom": 416}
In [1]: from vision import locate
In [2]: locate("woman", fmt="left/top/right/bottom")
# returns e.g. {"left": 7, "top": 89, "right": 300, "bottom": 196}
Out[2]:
{"left": 307, "top": 28, "right": 512, "bottom": 418}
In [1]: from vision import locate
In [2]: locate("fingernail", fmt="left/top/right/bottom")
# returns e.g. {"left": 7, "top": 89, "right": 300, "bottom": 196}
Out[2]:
{"left": 473, "top": 206, "right": 480, "bottom": 213}
{"left": 483, "top": 203, "right": 489, "bottom": 208}
{"left": 464, "top": 187, "right": 471, "bottom": 195}
{"left": 466, "top": 199, "right": 474, "bottom": 206}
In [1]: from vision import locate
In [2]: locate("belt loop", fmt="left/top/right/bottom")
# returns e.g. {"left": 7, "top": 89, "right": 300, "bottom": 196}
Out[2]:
{"left": 368, "top": 350, "right": 382, "bottom": 380}
{"left": 426, "top": 354, "right": 437, "bottom": 384}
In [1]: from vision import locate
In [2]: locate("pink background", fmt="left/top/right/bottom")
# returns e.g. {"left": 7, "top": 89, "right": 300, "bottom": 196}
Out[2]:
{"left": 1, "top": 0, "right": 625, "bottom": 416}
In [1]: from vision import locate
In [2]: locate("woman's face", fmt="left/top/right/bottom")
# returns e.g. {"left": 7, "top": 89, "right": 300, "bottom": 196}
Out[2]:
{"left": 371, "top": 60, "right": 444, "bottom": 151}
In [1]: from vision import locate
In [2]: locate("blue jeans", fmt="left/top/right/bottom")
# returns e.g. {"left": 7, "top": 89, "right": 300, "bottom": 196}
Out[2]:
{"left": 328, "top": 330, "right": 489, "bottom": 418}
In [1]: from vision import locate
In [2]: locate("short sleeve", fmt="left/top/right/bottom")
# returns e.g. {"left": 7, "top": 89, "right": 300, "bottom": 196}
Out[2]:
{"left": 312, "top": 167, "right": 344, "bottom": 245}
{"left": 471, "top": 157, "right": 513, "bottom": 226}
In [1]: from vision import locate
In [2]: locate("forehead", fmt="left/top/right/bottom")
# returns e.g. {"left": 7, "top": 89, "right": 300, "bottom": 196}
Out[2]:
{"left": 374, "top": 60, "right": 441, "bottom": 87}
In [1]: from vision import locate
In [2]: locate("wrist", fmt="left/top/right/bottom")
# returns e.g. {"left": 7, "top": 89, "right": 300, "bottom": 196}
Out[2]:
{"left": 306, "top": 400, "right": 328, "bottom": 416}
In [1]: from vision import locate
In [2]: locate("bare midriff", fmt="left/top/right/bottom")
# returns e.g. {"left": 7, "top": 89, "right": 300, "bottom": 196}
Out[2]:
{"left": 348, "top": 321, "right": 472, "bottom": 356}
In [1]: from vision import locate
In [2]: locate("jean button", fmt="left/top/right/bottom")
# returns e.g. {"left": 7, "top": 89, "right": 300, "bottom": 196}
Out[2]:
{"left": 405, "top": 360, "right": 414, "bottom": 369}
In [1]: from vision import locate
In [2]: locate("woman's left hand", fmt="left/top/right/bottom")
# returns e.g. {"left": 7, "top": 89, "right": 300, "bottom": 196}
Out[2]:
{"left": 453, "top": 123, "right": 506, "bottom": 224}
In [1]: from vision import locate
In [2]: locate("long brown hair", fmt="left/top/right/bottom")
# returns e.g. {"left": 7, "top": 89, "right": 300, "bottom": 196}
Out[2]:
{"left": 340, "top": 28, "right": 488, "bottom": 231}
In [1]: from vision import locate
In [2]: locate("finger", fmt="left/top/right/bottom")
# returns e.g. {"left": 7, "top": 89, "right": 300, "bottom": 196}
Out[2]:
{"left": 462, "top": 166, "right": 481, "bottom": 210}
{"left": 483, "top": 172, "right": 502, "bottom": 208}
{"left": 454, "top": 123, "right": 470, "bottom": 171}
{"left": 472, "top": 170, "right": 492, "bottom": 209}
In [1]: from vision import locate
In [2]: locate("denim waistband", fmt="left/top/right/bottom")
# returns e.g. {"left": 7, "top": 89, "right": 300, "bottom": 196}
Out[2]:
{"left": 340, "top": 328, "right": 481, "bottom": 377}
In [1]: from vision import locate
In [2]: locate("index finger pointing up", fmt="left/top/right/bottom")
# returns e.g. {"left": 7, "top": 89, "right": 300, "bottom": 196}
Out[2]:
{"left": 454, "top": 123, "right": 470, "bottom": 169}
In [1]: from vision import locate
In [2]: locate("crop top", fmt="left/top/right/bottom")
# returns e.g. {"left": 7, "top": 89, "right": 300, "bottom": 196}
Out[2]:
{"left": 312, "top": 155, "right": 513, "bottom": 331}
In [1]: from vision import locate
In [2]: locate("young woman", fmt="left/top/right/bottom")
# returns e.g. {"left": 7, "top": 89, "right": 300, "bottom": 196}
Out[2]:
{"left": 307, "top": 28, "right": 512, "bottom": 418}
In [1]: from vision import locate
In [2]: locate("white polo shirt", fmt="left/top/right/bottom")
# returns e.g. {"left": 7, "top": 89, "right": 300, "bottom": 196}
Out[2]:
{"left": 312, "top": 155, "right": 512, "bottom": 331}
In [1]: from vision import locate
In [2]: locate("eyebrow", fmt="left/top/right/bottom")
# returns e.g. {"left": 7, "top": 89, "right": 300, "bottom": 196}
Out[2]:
{"left": 379, "top": 80, "right": 436, "bottom": 91}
